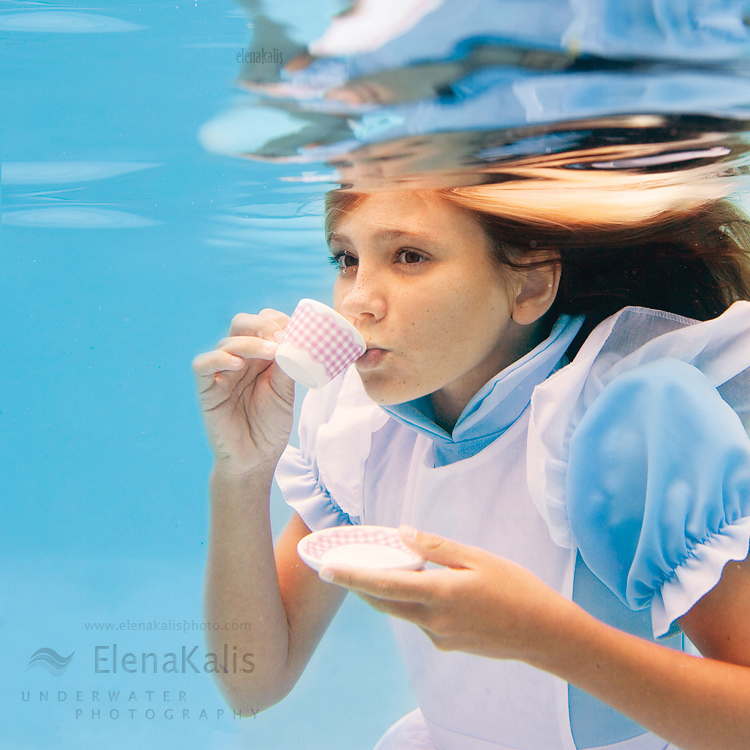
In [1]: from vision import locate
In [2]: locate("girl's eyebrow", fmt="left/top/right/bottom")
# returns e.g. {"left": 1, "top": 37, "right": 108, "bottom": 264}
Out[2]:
{"left": 327, "top": 230, "right": 351, "bottom": 245}
{"left": 327, "top": 229, "right": 431, "bottom": 245}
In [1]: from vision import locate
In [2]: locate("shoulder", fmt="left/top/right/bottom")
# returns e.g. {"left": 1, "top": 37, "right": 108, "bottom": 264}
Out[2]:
{"left": 569, "top": 357, "right": 745, "bottom": 478}
{"left": 566, "top": 357, "right": 750, "bottom": 638}
{"left": 527, "top": 302, "right": 750, "bottom": 549}
{"left": 276, "top": 366, "right": 392, "bottom": 529}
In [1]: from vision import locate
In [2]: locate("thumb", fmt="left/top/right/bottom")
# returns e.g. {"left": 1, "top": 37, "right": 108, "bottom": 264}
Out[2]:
{"left": 398, "top": 525, "right": 476, "bottom": 569}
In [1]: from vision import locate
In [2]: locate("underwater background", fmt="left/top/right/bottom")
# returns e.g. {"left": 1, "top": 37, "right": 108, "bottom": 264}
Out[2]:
{"left": 3, "top": 0, "right": 750, "bottom": 747}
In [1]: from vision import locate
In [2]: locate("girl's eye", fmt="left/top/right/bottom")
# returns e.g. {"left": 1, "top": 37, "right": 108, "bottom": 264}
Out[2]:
{"left": 397, "top": 249, "right": 425, "bottom": 265}
{"left": 328, "top": 252, "right": 357, "bottom": 272}
{"left": 327, "top": 249, "right": 425, "bottom": 272}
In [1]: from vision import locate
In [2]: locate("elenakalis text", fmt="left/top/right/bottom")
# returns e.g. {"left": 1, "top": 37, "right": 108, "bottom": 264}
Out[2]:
{"left": 94, "top": 644, "right": 254, "bottom": 674}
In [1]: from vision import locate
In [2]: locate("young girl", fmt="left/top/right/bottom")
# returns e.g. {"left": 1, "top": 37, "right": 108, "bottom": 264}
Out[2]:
{"left": 192, "top": 185, "right": 750, "bottom": 750}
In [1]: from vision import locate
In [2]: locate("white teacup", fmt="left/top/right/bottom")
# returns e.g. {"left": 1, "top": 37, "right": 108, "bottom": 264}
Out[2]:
{"left": 274, "top": 299, "right": 366, "bottom": 389}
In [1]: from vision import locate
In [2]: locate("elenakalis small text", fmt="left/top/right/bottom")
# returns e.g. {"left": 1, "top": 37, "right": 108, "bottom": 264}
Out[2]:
{"left": 237, "top": 47, "right": 283, "bottom": 65}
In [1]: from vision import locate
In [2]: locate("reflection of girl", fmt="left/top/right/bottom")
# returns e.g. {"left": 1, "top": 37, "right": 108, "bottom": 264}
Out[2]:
{"left": 193, "top": 187, "right": 750, "bottom": 750}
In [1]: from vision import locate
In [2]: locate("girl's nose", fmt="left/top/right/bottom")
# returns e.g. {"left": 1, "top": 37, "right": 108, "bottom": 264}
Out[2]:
{"left": 338, "top": 266, "right": 387, "bottom": 323}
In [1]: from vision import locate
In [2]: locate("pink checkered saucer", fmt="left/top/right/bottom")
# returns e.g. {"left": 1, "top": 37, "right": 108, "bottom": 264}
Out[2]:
{"left": 297, "top": 525, "right": 426, "bottom": 572}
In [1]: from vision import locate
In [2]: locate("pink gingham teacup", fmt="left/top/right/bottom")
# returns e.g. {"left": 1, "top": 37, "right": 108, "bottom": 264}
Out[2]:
{"left": 274, "top": 299, "right": 366, "bottom": 389}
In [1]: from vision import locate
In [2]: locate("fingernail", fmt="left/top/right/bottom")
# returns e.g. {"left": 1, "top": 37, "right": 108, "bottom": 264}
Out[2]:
{"left": 272, "top": 330, "right": 284, "bottom": 343}
{"left": 261, "top": 342, "right": 277, "bottom": 355}
{"left": 399, "top": 525, "right": 417, "bottom": 542}
{"left": 319, "top": 568, "right": 334, "bottom": 583}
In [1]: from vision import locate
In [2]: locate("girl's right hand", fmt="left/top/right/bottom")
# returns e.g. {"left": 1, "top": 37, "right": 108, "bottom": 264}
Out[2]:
{"left": 192, "top": 309, "right": 295, "bottom": 476}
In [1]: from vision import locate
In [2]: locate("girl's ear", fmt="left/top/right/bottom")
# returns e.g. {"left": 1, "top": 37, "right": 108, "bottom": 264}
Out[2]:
{"left": 510, "top": 251, "right": 561, "bottom": 326}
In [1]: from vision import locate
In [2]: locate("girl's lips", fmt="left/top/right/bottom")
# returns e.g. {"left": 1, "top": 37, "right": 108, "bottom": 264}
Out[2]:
{"left": 356, "top": 348, "right": 388, "bottom": 369}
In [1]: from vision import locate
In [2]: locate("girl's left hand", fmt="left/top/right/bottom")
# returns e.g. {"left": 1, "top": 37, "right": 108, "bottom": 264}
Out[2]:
{"left": 318, "top": 525, "right": 577, "bottom": 663}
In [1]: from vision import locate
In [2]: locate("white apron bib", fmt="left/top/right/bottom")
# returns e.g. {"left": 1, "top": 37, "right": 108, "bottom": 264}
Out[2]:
{"left": 363, "top": 408, "right": 671, "bottom": 750}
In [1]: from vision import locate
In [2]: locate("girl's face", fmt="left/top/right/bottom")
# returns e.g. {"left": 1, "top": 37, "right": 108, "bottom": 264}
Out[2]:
{"left": 330, "top": 192, "right": 556, "bottom": 417}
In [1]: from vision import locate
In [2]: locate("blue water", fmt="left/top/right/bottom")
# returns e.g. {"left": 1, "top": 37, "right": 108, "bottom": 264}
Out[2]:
{"left": 6, "top": 1, "right": 750, "bottom": 748}
{"left": 0, "top": 2, "right": 414, "bottom": 747}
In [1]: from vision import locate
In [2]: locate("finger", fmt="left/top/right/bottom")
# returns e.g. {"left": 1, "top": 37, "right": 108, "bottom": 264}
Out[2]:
{"left": 398, "top": 526, "right": 478, "bottom": 569}
{"left": 318, "top": 566, "right": 438, "bottom": 603}
{"left": 228, "top": 315, "right": 284, "bottom": 343}
{"left": 356, "top": 593, "right": 429, "bottom": 623}
{"left": 191, "top": 349, "right": 247, "bottom": 379}
{"left": 229, "top": 310, "right": 289, "bottom": 341}
{"left": 192, "top": 351, "right": 247, "bottom": 396}
{"left": 214, "top": 335, "right": 279, "bottom": 360}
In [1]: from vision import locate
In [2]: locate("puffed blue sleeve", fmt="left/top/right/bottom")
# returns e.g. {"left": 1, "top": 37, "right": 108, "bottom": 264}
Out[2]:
{"left": 566, "top": 358, "right": 750, "bottom": 638}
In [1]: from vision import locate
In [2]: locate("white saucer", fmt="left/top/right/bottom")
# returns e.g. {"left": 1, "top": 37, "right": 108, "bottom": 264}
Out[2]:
{"left": 297, "top": 525, "right": 425, "bottom": 572}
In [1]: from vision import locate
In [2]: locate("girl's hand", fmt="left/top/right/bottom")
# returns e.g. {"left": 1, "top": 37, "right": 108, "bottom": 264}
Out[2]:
{"left": 192, "top": 309, "right": 295, "bottom": 476}
{"left": 318, "top": 526, "right": 575, "bottom": 663}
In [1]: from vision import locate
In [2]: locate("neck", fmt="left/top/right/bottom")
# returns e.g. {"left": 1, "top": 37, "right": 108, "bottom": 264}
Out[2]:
{"left": 429, "top": 317, "right": 550, "bottom": 433}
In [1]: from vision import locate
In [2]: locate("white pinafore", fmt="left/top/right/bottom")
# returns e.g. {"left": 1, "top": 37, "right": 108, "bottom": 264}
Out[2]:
{"left": 362, "top": 406, "right": 670, "bottom": 750}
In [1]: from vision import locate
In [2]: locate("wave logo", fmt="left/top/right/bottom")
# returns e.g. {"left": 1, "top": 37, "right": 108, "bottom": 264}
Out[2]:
{"left": 27, "top": 648, "right": 75, "bottom": 676}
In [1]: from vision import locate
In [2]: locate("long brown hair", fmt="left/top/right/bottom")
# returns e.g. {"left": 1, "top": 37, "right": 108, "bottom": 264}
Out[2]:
{"left": 324, "top": 189, "right": 750, "bottom": 355}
